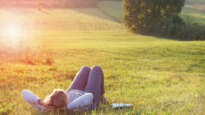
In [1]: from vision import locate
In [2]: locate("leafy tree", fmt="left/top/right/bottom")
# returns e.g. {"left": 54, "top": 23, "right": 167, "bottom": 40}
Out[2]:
{"left": 123, "top": 0, "right": 185, "bottom": 33}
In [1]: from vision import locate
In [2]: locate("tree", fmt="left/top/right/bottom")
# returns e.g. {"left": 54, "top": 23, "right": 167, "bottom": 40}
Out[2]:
{"left": 123, "top": 0, "right": 185, "bottom": 33}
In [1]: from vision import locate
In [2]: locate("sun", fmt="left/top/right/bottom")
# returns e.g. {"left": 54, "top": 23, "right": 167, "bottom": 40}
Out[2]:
{"left": 4, "top": 24, "right": 22, "bottom": 40}
{"left": 0, "top": 11, "right": 36, "bottom": 50}
{"left": 1, "top": 23, "right": 24, "bottom": 47}
{"left": 6, "top": 25, "right": 22, "bottom": 38}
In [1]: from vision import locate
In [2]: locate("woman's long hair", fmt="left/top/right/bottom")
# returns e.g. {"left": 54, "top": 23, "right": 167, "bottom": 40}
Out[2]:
{"left": 44, "top": 89, "right": 68, "bottom": 111}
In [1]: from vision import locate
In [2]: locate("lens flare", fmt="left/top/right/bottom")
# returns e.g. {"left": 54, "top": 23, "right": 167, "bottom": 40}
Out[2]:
{"left": 1, "top": 23, "right": 24, "bottom": 47}
{"left": 0, "top": 10, "right": 36, "bottom": 52}
{"left": 5, "top": 24, "right": 22, "bottom": 39}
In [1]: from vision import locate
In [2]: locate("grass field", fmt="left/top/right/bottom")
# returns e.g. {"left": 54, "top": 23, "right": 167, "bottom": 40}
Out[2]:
{"left": 0, "top": 1, "right": 205, "bottom": 115}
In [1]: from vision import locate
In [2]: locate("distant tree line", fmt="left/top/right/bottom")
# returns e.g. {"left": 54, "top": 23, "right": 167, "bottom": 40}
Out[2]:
{"left": 123, "top": 0, "right": 205, "bottom": 40}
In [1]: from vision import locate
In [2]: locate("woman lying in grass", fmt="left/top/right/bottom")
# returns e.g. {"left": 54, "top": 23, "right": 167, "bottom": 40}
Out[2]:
{"left": 22, "top": 65, "right": 107, "bottom": 112}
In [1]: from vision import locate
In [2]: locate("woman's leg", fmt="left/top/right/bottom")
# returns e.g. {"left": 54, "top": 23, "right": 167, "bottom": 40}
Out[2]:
{"left": 84, "top": 65, "right": 105, "bottom": 107}
{"left": 66, "top": 66, "right": 91, "bottom": 92}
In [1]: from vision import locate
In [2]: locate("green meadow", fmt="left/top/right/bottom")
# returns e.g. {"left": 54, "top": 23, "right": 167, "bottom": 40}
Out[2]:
{"left": 0, "top": 1, "right": 205, "bottom": 115}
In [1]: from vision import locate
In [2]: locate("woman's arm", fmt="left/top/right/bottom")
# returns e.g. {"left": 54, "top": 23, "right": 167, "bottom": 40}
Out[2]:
{"left": 67, "top": 93, "right": 93, "bottom": 110}
{"left": 22, "top": 90, "right": 47, "bottom": 112}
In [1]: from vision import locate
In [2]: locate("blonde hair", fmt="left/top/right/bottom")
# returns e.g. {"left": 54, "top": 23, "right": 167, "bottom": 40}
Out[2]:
{"left": 44, "top": 89, "right": 68, "bottom": 111}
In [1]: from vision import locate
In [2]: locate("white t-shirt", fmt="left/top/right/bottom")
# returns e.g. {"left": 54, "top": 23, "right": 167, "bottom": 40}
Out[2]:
{"left": 22, "top": 89, "right": 93, "bottom": 112}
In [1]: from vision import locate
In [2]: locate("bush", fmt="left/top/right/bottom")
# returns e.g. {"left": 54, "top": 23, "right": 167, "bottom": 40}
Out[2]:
{"left": 178, "top": 23, "right": 205, "bottom": 40}
{"left": 160, "top": 14, "right": 185, "bottom": 36}
{"left": 123, "top": 0, "right": 185, "bottom": 33}
{"left": 160, "top": 14, "right": 205, "bottom": 40}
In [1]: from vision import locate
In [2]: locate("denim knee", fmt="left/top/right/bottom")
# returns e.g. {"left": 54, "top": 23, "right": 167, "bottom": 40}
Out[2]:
{"left": 92, "top": 65, "right": 102, "bottom": 72}
{"left": 81, "top": 65, "right": 91, "bottom": 72}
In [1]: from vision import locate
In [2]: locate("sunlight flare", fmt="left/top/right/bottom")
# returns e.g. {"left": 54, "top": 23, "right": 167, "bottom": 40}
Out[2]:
{"left": 4, "top": 24, "right": 22, "bottom": 39}
{"left": 1, "top": 23, "right": 24, "bottom": 46}
{"left": 0, "top": 20, "right": 33, "bottom": 49}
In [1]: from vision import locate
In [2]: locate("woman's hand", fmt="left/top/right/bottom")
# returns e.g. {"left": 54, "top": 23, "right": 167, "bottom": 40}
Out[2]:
{"left": 37, "top": 99, "right": 45, "bottom": 106}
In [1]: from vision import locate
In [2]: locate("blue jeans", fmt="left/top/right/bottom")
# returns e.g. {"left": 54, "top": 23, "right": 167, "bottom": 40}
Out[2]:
{"left": 66, "top": 65, "right": 105, "bottom": 108}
